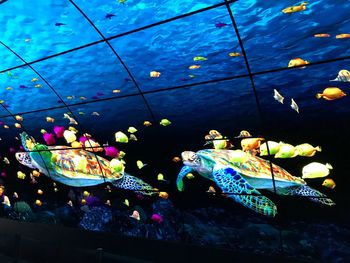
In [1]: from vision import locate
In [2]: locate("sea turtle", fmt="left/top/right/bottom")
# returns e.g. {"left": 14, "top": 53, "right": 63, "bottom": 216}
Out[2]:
{"left": 177, "top": 149, "right": 335, "bottom": 217}
{"left": 15, "top": 132, "right": 155, "bottom": 195}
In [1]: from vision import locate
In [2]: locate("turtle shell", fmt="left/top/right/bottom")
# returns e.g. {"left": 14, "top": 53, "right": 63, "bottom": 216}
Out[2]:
{"left": 49, "top": 146, "right": 123, "bottom": 181}
{"left": 198, "top": 149, "right": 305, "bottom": 185}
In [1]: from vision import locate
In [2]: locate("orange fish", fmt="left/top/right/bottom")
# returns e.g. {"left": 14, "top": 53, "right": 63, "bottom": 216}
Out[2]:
{"left": 35, "top": 200, "right": 42, "bottom": 206}
{"left": 322, "top": 178, "right": 336, "bottom": 189}
{"left": 314, "top": 34, "right": 330, "bottom": 38}
{"left": 143, "top": 121, "right": 152, "bottom": 127}
{"left": 288, "top": 58, "right": 309, "bottom": 68}
{"left": 172, "top": 157, "right": 181, "bottom": 163}
{"left": 189, "top": 65, "right": 200, "bottom": 70}
{"left": 336, "top": 34, "right": 350, "bottom": 39}
{"left": 159, "top": 192, "right": 169, "bottom": 199}
{"left": 241, "top": 138, "right": 264, "bottom": 152}
{"left": 316, "top": 87, "right": 346, "bottom": 100}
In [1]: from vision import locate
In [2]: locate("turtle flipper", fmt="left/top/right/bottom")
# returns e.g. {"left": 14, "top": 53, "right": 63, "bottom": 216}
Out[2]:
{"left": 176, "top": 166, "right": 194, "bottom": 191}
{"left": 276, "top": 185, "right": 335, "bottom": 206}
{"left": 112, "top": 173, "right": 156, "bottom": 196}
{"left": 213, "top": 164, "right": 277, "bottom": 217}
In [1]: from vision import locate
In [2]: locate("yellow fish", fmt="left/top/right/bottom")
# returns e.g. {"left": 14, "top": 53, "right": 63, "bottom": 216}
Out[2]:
{"left": 228, "top": 52, "right": 242, "bottom": 57}
{"left": 189, "top": 65, "right": 200, "bottom": 70}
{"left": 35, "top": 84, "right": 42, "bottom": 88}
{"left": 186, "top": 173, "right": 195, "bottom": 179}
{"left": 128, "top": 127, "right": 137, "bottom": 133}
{"left": 274, "top": 143, "right": 298, "bottom": 158}
{"left": 67, "top": 95, "right": 75, "bottom": 100}
{"left": 3, "top": 157, "right": 10, "bottom": 164}
{"left": 46, "top": 117, "right": 55, "bottom": 123}
{"left": 288, "top": 58, "right": 309, "bottom": 68}
{"left": 150, "top": 71, "right": 161, "bottom": 78}
{"left": 302, "top": 162, "right": 333, "bottom": 179}
{"left": 137, "top": 160, "right": 147, "bottom": 169}
{"left": 124, "top": 199, "right": 130, "bottom": 206}
{"left": 40, "top": 129, "right": 47, "bottom": 134}
{"left": 157, "top": 173, "right": 165, "bottom": 181}
{"left": 37, "top": 189, "right": 43, "bottom": 195}
{"left": 112, "top": 89, "right": 121, "bottom": 93}
{"left": 336, "top": 34, "right": 350, "bottom": 39}
{"left": 172, "top": 156, "right": 181, "bottom": 163}
{"left": 14, "top": 123, "right": 21, "bottom": 129}
{"left": 282, "top": 2, "right": 308, "bottom": 14}
{"left": 316, "top": 87, "right": 346, "bottom": 100}
{"left": 129, "top": 134, "right": 138, "bottom": 141}
{"left": 322, "top": 179, "right": 336, "bottom": 189}
{"left": 17, "top": 171, "right": 26, "bottom": 180}
{"left": 143, "top": 121, "right": 152, "bottom": 126}
{"left": 207, "top": 186, "right": 216, "bottom": 193}
{"left": 314, "top": 34, "right": 330, "bottom": 38}
{"left": 6, "top": 87, "right": 12, "bottom": 90}
{"left": 295, "top": 143, "right": 321, "bottom": 157}
{"left": 15, "top": 115, "right": 23, "bottom": 121}
{"left": 79, "top": 96, "right": 87, "bottom": 100}
{"left": 31, "top": 78, "right": 39, "bottom": 82}
{"left": 35, "top": 200, "right": 42, "bottom": 206}
{"left": 83, "top": 191, "right": 90, "bottom": 197}
{"left": 3, "top": 125, "right": 9, "bottom": 129}
{"left": 159, "top": 192, "right": 169, "bottom": 199}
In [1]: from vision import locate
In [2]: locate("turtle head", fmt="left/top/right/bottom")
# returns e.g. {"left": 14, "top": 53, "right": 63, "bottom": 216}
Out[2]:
{"left": 181, "top": 151, "right": 201, "bottom": 168}
{"left": 15, "top": 152, "right": 37, "bottom": 169}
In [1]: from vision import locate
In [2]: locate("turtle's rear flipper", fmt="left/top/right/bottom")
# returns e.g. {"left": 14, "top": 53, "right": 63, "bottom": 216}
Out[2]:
{"left": 275, "top": 185, "right": 335, "bottom": 206}
{"left": 112, "top": 173, "right": 156, "bottom": 196}
{"left": 213, "top": 165, "right": 277, "bottom": 217}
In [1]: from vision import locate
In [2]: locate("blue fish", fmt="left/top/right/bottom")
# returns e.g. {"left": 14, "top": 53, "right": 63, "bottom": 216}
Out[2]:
{"left": 105, "top": 13, "right": 116, "bottom": 19}
{"left": 55, "top": 22, "right": 66, "bottom": 26}
{"left": 215, "top": 22, "right": 228, "bottom": 28}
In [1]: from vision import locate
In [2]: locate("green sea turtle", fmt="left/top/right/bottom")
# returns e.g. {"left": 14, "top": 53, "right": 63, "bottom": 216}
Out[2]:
{"left": 177, "top": 149, "right": 335, "bottom": 217}
{"left": 15, "top": 132, "right": 155, "bottom": 195}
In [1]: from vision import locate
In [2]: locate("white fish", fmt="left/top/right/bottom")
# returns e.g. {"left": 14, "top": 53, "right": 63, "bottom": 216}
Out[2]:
{"left": 291, "top": 98, "right": 299, "bottom": 113}
{"left": 330, "top": 69, "right": 350, "bottom": 82}
{"left": 63, "top": 113, "right": 78, "bottom": 125}
{"left": 273, "top": 89, "right": 284, "bottom": 104}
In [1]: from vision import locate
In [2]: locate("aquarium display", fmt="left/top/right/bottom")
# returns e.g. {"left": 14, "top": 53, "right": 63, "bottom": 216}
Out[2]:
{"left": 1, "top": 0, "right": 350, "bottom": 261}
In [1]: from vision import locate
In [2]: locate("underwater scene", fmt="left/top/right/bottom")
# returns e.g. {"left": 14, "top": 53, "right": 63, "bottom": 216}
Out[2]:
{"left": 1, "top": 0, "right": 350, "bottom": 261}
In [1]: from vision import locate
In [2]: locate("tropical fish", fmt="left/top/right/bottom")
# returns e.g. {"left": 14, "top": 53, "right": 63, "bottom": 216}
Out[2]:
{"left": 157, "top": 173, "right": 165, "bottom": 181}
{"left": 193, "top": 56, "right": 207, "bottom": 61}
{"left": 43, "top": 133, "right": 56, "bottom": 145}
{"left": 17, "top": 171, "right": 26, "bottom": 179}
{"left": 55, "top": 22, "right": 66, "bottom": 26}
{"left": 213, "top": 139, "right": 233, "bottom": 150}
{"left": 63, "top": 113, "right": 78, "bottom": 125}
{"left": 31, "top": 78, "right": 38, "bottom": 82}
{"left": 130, "top": 210, "right": 140, "bottom": 221}
{"left": 150, "top": 71, "right": 161, "bottom": 78}
{"left": 189, "top": 65, "right": 200, "bottom": 70}
{"left": 335, "top": 34, "right": 350, "bottom": 39}
{"left": 63, "top": 130, "right": 77, "bottom": 143}
{"left": 316, "top": 87, "right": 346, "bottom": 100}
{"left": 3, "top": 157, "right": 10, "bottom": 164}
{"left": 112, "top": 89, "right": 121, "bottom": 93}
{"left": 215, "top": 22, "right": 228, "bottom": 28}
{"left": 186, "top": 173, "right": 195, "bottom": 179}
{"left": 124, "top": 199, "right": 129, "bottom": 206}
{"left": 295, "top": 143, "right": 321, "bottom": 157}
{"left": 151, "top": 214, "right": 164, "bottom": 224}
{"left": 282, "top": 2, "right": 308, "bottom": 14}
{"left": 129, "top": 134, "right": 138, "bottom": 141}
{"left": 6, "top": 87, "right": 12, "bottom": 90}
{"left": 159, "top": 192, "right": 169, "bottom": 199}
{"left": 241, "top": 137, "right": 264, "bottom": 152}
{"left": 330, "top": 70, "right": 350, "bottom": 82}
{"left": 207, "top": 186, "right": 216, "bottom": 193}
{"left": 143, "top": 121, "right": 152, "bottom": 126}
{"left": 137, "top": 160, "right": 147, "bottom": 169}
{"left": 172, "top": 156, "right": 181, "bottom": 163}
{"left": 15, "top": 115, "right": 23, "bottom": 121}
{"left": 104, "top": 146, "right": 119, "bottom": 158}
{"left": 14, "top": 123, "right": 21, "bottom": 129}
{"left": 275, "top": 143, "right": 298, "bottom": 158}
{"left": 235, "top": 130, "right": 252, "bottom": 138}
{"left": 314, "top": 34, "right": 330, "bottom": 38}
{"left": 37, "top": 189, "right": 43, "bottom": 195}
{"left": 127, "top": 127, "right": 137, "bottom": 133}
{"left": 110, "top": 159, "right": 125, "bottom": 173}
{"left": 53, "top": 126, "right": 65, "bottom": 138}
{"left": 160, "top": 119, "right": 171, "bottom": 126}
{"left": 46, "top": 117, "right": 55, "bottom": 123}
{"left": 260, "top": 141, "right": 280, "bottom": 156}
{"left": 105, "top": 13, "right": 116, "bottom": 19}
{"left": 3, "top": 125, "right": 9, "bottom": 129}
{"left": 118, "top": 0, "right": 127, "bottom": 4}
{"left": 290, "top": 98, "right": 299, "bottom": 113}
{"left": 229, "top": 52, "right": 242, "bottom": 57}
{"left": 288, "top": 58, "right": 309, "bottom": 68}
{"left": 35, "top": 200, "right": 42, "bottom": 206}
{"left": 40, "top": 129, "right": 47, "bottom": 134}
{"left": 35, "top": 84, "right": 42, "bottom": 88}
{"left": 228, "top": 150, "right": 248, "bottom": 163}
{"left": 302, "top": 162, "right": 333, "bottom": 179}
{"left": 79, "top": 96, "right": 87, "bottom": 100}
{"left": 322, "top": 179, "right": 336, "bottom": 189}
{"left": 273, "top": 89, "right": 284, "bottom": 104}
{"left": 115, "top": 131, "right": 129, "bottom": 143}
{"left": 205, "top": 130, "right": 223, "bottom": 141}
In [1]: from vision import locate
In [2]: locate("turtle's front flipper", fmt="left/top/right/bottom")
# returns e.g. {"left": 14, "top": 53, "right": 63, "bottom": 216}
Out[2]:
{"left": 176, "top": 166, "right": 194, "bottom": 191}
{"left": 213, "top": 164, "right": 277, "bottom": 217}
{"left": 112, "top": 173, "right": 156, "bottom": 196}
{"left": 276, "top": 185, "right": 335, "bottom": 206}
